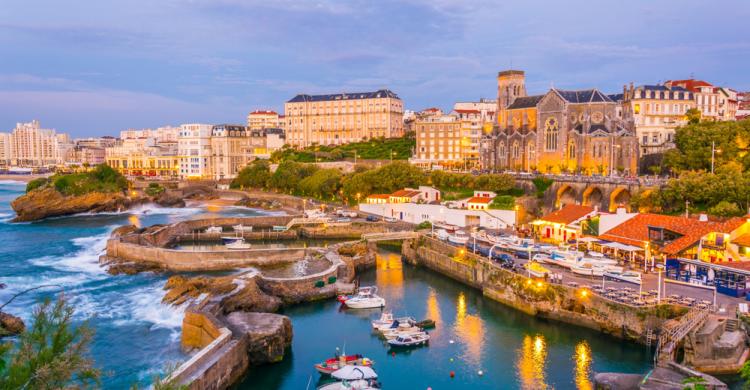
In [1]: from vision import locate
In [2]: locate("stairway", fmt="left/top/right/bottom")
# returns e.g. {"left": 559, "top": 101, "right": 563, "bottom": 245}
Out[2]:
{"left": 725, "top": 318, "right": 739, "bottom": 332}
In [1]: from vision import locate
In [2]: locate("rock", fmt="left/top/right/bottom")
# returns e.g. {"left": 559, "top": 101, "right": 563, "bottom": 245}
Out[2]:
{"left": 11, "top": 187, "right": 146, "bottom": 222}
{"left": 155, "top": 191, "right": 186, "bottom": 208}
{"left": 225, "top": 312, "right": 292, "bottom": 365}
{"left": 235, "top": 197, "right": 282, "bottom": 210}
{"left": 593, "top": 373, "right": 643, "bottom": 390}
{"left": 0, "top": 311, "right": 25, "bottom": 336}
{"left": 161, "top": 275, "right": 239, "bottom": 305}
{"left": 222, "top": 278, "right": 282, "bottom": 313}
{"left": 111, "top": 224, "right": 140, "bottom": 238}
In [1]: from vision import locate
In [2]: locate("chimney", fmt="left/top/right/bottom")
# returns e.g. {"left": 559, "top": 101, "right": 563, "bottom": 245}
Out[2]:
{"left": 616, "top": 207, "right": 626, "bottom": 215}
{"left": 699, "top": 213, "right": 708, "bottom": 222}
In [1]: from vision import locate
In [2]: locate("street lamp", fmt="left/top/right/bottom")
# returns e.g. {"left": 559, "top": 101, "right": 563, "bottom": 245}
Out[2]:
{"left": 711, "top": 141, "right": 721, "bottom": 174}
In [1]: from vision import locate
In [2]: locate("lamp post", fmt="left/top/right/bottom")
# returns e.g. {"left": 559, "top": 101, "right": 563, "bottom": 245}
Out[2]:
{"left": 710, "top": 141, "right": 721, "bottom": 174}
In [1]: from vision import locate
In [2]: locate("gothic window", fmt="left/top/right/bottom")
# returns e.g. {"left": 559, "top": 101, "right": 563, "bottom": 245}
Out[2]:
{"left": 512, "top": 141, "right": 520, "bottom": 159}
{"left": 568, "top": 142, "right": 576, "bottom": 159}
{"left": 499, "top": 141, "right": 506, "bottom": 157}
{"left": 544, "top": 117, "right": 558, "bottom": 151}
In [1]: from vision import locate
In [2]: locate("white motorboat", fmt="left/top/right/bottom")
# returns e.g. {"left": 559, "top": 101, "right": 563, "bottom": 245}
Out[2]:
{"left": 523, "top": 261, "right": 551, "bottom": 278}
{"left": 205, "top": 226, "right": 222, "bottom": 234}
{"left": 317, "top": 379, "right": 380, "bottom": 390}
{"left": 387, "top": 332, "right": 430, "bottom": 347}
{"left": 447, "top": 231, "right": 469, "bottom": 245}
{"left": 372, "top": 314, "right": 416, "bottom": 332}
{"left": 344, "top": 287, "right": 386, "bottom": 309}
{"left": 225, "top": 238, "right": 251, "bottom": 250}
{"left": 603, "top": 270, "right": 642, "bottom": 285}
{"left": 532, "top": 253, "right": 552, "bottom": 264}
{"left": 435, "top": 229, "right": 450, "bottom": 241}
{"left": 505, "top": 237, "right": 535, "bottom": 252}
{"left": 381, "top": 326, "right": 425, "bottom": 341}
{"left": 571, "top": 262, "right": 622, "bottom": 277}
{"left": 432, "top": 221, "right": 457, "bottom": 232}
{"left": 371, "top": 312, "right": 394, "bottom": 330}
{"left": 233, "top": 224, "right": 253, "bottom": 232}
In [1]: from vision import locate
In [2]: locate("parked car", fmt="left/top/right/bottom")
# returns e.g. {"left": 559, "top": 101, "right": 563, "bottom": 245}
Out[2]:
{"left": 384, "top": 217, "right": 398, "bottom": 223}
{"left": 366, "top": 215, "right": 380, "bottom": 222}
{"left": 336, "top": 217, "right": 352, "bottom": 223}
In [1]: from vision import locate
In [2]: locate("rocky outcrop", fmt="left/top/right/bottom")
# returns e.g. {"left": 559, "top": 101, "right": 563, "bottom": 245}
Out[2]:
{"left": 225, "top": 312, "right": 292, "bottom": 365}
{"left": 162, "top": 275, "right": 281, "bottom": 312}
{"left": 0, "top": 311, "right": 25, "bottom": 336}
{"left": 155, "top": 191, "right": 186, "bottom": 208}
{"left": 234, "top": 197, "right": 282, "bottom": 210}
{"left": 11, "top": 188, "right": 147, "bottom": 222}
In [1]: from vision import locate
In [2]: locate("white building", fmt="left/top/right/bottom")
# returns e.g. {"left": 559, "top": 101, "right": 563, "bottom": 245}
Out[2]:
{"left": 0, "top": 133, "right": 11, "bottom": 166}
{"left": 359, "top": 202, "right": 515, "bottom": 229}
{"left": 6, "top": 120, "right": 68, "bottom": 167}
{"left": 178, "top": 123, "right": 213, "bottom": 180}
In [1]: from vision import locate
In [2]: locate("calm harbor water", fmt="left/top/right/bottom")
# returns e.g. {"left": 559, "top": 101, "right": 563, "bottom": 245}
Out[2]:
{"left": 240, "top": 249, "right": 654, "bottom": 390}
{"left": 0, "top": 180, "right": 276, "bottom": 388}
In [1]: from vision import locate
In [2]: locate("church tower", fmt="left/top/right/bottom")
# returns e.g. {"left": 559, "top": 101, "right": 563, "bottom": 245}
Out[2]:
{"left": 497, "top": 70, "right": 527, "bottom": 111}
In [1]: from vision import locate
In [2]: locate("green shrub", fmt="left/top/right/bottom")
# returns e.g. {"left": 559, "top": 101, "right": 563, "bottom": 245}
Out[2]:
{"left": 489, "top": 195, "right": 516, "bottom": 210}
{"left": 25, "top": 177, "right": 50, "bottom": 193}
{"left": 532, "top": 177, "right": 553, "bottom": 198}
{"left": 145, "top": 183, "right": 165, "bottom": 197}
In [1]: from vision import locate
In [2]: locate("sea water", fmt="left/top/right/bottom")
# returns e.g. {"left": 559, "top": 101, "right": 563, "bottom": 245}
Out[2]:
{"left": 0, "top": 181, "right": 271, "bottom": 388}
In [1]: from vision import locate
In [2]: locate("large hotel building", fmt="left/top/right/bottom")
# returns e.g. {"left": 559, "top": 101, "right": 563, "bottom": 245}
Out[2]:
{"left": 284, "top": 89, "right": 404, "bottom": 147}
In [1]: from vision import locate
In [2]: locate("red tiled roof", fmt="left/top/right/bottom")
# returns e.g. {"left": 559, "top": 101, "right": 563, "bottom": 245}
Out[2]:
{"left": 249, "top": 110, "right": 278, "bottom": 115}
{"left": 467, "top": 196, "right": 493, "bottom": 204}
{"left": 391, "top": 190, "right": 421, "bottom": 198}
{"left": 599, "top": 214, "right": 746, "bottom": 255}
{"left": 540, "top": 204, "right": 595, "bottom": 225}
{"left": 668, "top": 79, "right": 714, "bottom": 92}
{"left": 733, "top": 232, "right": 750, "bottom": 248}
{"left": 367, "top": 194, "right": 390, "bottom": 199}
{"left": 454, "top": 109, "right": 481, "bottom": 114}
{"left": 422, "top": 107, "right": 441, "bottom": 112}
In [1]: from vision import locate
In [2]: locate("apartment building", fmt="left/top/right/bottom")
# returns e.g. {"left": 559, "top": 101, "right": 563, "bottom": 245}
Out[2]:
{"left": 120, "top": 126, "right": 179, "bottom": 142}
{"left": 249, "top": 128, "right": 285, "bottom": 158}
{"left": 105, "top": 138, "right": 179, "bottom": 178}
{"left": 284, "top": 89, "right": 403, "bottom": 147}
{"left": 621, "top": 84, "right": 695, "bottom": 155}
{"left": 453, "top": 98, "right": 497, "bottom": 123}
{"left": 409, "top": 113, "right": 462, "bottom": 169}
{"left": 210, "top": 124, "right": 250, "bottom": 180}
{"left": 0, "top": 133, "right": 11, "bottom": 166}
{"left": 4, "top": 120, "right": 68, "bottom": 167}
{"left": 178, "top": 124, "right": 213, "bottom": 180}
{"left": 247, "top": 110, "right": 283, "bottom": 131}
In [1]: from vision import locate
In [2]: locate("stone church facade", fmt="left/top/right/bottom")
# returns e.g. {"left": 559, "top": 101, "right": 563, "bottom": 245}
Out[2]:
{"left": 481, "top": 70, "right": 639, "bottom": 175}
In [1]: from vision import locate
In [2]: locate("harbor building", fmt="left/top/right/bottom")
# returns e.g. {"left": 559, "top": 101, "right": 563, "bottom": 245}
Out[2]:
{"left": 481, "top": 70, "right": 639, "bottom": 175}
{"left": 284, "top": 89, "right": 404, "bottom": 147}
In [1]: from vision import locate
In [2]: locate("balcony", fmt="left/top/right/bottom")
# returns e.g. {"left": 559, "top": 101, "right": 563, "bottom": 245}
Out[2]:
{"left": 701, "top": 239, "right": 726, "bottom": 251}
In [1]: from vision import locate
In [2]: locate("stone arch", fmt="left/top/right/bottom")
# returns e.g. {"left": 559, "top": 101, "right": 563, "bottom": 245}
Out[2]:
{"left": 556, "top": 184, "right": 577, "bottom": 208}
{"left": 582, "top": 186, "right": 604, "bottom": 209}
{"left": 609, "top": 187, "right": 632, "bottom": 212}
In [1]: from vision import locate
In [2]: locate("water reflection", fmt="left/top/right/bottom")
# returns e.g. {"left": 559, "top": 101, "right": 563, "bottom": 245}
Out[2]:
{"left": 516, "top": 334, "right": 548, "bottom": 389}
{"left": 573, "top": 341, "right": 593, "bottom": 390}
{"left": 128, "top": 214, "right": 141, "bottom": 228}
{"left": 453, "top": 292, "right": 485, "bottom": 366}
{"left": 376, "top": 251, "right": 404, "bottom": 299}
{"left": 425, "top": 288, "right": 442, "bottom": 338}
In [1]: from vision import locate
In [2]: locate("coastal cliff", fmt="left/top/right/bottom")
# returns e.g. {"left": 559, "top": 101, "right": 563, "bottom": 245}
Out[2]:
{"left": 11, "top": 187, "right": 146, "bottom": 222}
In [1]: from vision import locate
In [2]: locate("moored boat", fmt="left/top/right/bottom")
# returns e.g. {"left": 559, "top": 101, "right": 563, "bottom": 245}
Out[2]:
{"left": 233, "top": 224, "right": 253, "bottom": 232}
{"left": 415, "top": 318, "right": 436, "bottom": 329}
{"left": 447, "top": 231, "right": 469, "bottom": 245}
{"left": 205, "top": 226, "right": 222, "bottom": 234}
{"left": 435, "top": 229, "right": 450, "bottom": 241}
{"left": 225, "top": 238, "right": 251, "bottom": 250}
{"left": 603, "top": 270, "right": 642, "bottom": 284}
{"left": 317, "top": 379, "right": 380, "bottom": 390}
{"left": 387, "top": 332, "right": 430, "bottom": 347}
{"left": 523, "top": 261, "right": 550, "bottom": 278}
{"left": 344, "top": 286, "right": 386, "bottom": 309}
{"left": 221, "top": 235, "right": 243, "bottom": 244}
{"left": 314, "top": 353, "right": 374, "bottom": 375}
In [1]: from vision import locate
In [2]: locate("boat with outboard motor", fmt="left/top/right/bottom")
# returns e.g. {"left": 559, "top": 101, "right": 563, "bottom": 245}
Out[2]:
{"left": 447, "top": 231, "right": 469, "bottom": 245}
{"left": 387, "top": 332, "right": 430, "bottom": 347}
{"left": 343, "top": 286, "right": 386, "bottom": 309}
{"left": 225, "top": 238, "right": 251, "bottom": 250}
{"left": 603, "top": 270, "right": 642, "bottom": 284}
{"left": 314, "top": 352, "right": 374, "bottom": 375}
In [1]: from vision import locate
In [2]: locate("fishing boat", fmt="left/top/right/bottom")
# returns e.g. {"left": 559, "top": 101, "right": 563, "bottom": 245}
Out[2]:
{"left": 532, "top": 253, "right": 552, "bottom": 264}
{"left": 314, "top": 353, "right": 374, "bottom": 375}
{"left": 221, "top": 235, "right": 243, "bottom": 244}
{"left": 432, "top": 221, "right": 457, "bottom": 232}
{"left": 380, "top": 325, "right": 425, "bottom": 341}
{"left": 317, "top": 379, "right": 380, "bottom": 390}
{"left": 225, "top": 238, "right": 251, "bottom": 250}
{"left": 344, "top": 287, "right": 385, "bottom": 309}
{"left": 371, "top": 313, "right": 416, "bottom": 332}
{"left": 435, "top": 229, "right": 450, "bottom": 241}
{"left": 387, "top": 332, "right": 430, "bottom": 347}
{"left": 571, "top": 262, "right": 623, "bottom": 277}
{"left": 603, "top": 270, "right": 642, "bottom": 285}
{"left": 415, "top": 319, "right": 436, "bottom": 329}
{"left": 370, "top": 312, "right": 394, "bottom": 330}
{"left": 546, "top": 247, "right": 583, "bottom": 269}
{"left": 205, "top": 226, "right": 222, "bottom": 234}
{"left": 523, "top": 261, "right": 550, "bottom": 278}
{"left": 447, "top": 231, "right": 469, "bottom": 245}
{"left": 233, "top": 224, "right": 253, "bottom": 232}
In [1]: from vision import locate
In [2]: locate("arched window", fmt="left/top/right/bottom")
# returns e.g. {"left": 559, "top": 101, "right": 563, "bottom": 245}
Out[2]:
{"left": 512, "top": 141, "right": 520, "bottom": 159}
{"left": 568, "top": 141, "right": 575, "bottom": 159}
{"left": 499, "top": 141, "right": 506, "bottom": 157}
{"left": 544, "top": 117, "right": 558, "bottom": 151}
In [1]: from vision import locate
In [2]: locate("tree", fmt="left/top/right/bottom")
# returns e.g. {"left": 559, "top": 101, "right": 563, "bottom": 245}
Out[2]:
{"left": 489, "top": 195, "right": 516, "bottom": 210}
{"left": 267, "top": 161, "right": 318, "bottom": 193}
{"left": 708, "top": 200, "right": 743, "bottom": 217}
{"left": 231, "top": 160, "right": 271, "bottom": 189}
{"left": 342, "top": 162, "right": 426, "bottom": 203}
{"left": 685, "top": 108, "right": 702, "bottom": 125}
{"left": 0, "top": 297, "right": 99, "bottom": 388}
{"left": 532, "top": 177, "right": 553, "bottom": 198}
{"left": 145, "top": 183, "right": 165, "bottom": 197}
{"left": 474, "top": 174, "right": 515, "bottom": 194}
{"left": 297, "top": 169, "right": 342, "bottom": 199}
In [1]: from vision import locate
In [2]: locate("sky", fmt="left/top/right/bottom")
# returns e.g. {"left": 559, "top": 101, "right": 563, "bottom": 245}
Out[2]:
{"left": 1, "top": 0, "right": 749, "bottom": 137}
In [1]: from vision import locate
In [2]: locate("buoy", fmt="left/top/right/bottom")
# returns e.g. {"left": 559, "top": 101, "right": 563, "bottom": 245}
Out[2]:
{"left": 449, "top": 358, "right": 454, "bottom": 362}
{"left": 450, "top": 371, "right": 455, "bottom": 378}
{"left": 449, "top": 339, "right": 455, "bottom": 344}
{"left": 391, "top": 352, "right": 396, "bottom": 357}
{"left": 478, "top": 370, "right": 484, "bottom": 376}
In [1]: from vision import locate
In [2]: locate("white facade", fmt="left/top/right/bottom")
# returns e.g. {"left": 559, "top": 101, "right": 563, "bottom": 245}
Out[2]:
{"left": 359, "top": 202, "right": 516, "bottom": 229}
{"left": 7, "top": 120, "right": 68, "bottom": 167}
{"left": 598, "top": 208, "right": 638, "bottom": 235}
{"left": 120, "top": 126, "right": 179, "bottom": 142}
{"left": 178, "top": 123, "right": 213, "bottom": 180}
{"left": 0, "top": 133, "right": 11, "bottom": 165}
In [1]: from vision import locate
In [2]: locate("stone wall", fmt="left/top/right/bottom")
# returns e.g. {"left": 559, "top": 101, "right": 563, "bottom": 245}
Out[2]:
{"left": 256, "top": 250, "right": 349, "bottom": 304}
{"left": 404, "top": 236, "right": 683, "bottom": 344}
{"left": 300, "top": 222, "right": 400, "bottom": 239}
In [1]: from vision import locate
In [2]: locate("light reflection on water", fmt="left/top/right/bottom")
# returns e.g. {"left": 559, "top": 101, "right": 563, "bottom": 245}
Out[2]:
{"left": 375, "top": 250, "right": 404, "bottom": 300}
{"left": 516, "top": 334, "right": 549, "bottom": 389}
{"left": 454, "top": 292, "right": 485, "bottom": 367}
{"left": 574, "top": 341, "right": 594, "bottom": 390}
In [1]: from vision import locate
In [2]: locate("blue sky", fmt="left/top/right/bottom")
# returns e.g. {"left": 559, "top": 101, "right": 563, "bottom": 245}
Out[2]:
{"left": 1, "top": 0, "right": 748, "bottom": 137}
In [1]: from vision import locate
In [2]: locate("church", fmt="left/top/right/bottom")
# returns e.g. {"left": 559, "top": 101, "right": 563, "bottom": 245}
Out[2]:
{"left": 480, "top": 70, "right": 639, "bottom": 175}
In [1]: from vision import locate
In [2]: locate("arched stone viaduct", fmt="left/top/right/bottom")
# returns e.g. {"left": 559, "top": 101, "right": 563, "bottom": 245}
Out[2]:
{"left": 515, "top": 178, "right": 659, "bottom": 213}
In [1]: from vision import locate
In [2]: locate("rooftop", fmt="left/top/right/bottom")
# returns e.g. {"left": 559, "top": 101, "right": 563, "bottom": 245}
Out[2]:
{"left": 540, "top": 204, "right": 596, "bottom": 225}
{"left": 552, "top": 89, "right": 613, "bottom": 103}
{"left": 287, "top": 89, "right": 399, "bottom": 103}
{"left": 391, "top": 189, "right": 421, "bottom": 198}
{"left": 467, "top": 196, "right": 493, "bottom": 204}
{"left": 249, "top": 110, "right": 278, "bottom": 115}
{"left": 507, "top": 95, "right": 544, "bottom": 109}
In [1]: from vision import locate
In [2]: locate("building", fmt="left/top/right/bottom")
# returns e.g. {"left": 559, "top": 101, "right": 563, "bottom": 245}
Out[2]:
{"left": 210, "top": 124, "right": 251, "bottom": 181}
{"left": 106, "top": 127, "right": 180, "bottom": 178}
{"left": 0, "top": 133, "right": 11, "bottom": 166}
{"left": 120, "top": 126, "right": 179, "bottom": 142}
{"left": 249, "top": 128, "right": 285, "bottom": 158}
{"left": 4, "top": 120, "right": 69, "bottom": 167}
{"left": 481, "top": 70, "right": 639, "bottom": 175}
{"left": 410, "top": 113, "right": 462, "bottom": 169}
{"left": 453, "top": 98, "right": 497, "bottom": 123}
{"left": 247, "top": 110, "right": 283, "bottom": 131}
{"left": 533, "top": 204, "right": 598, "bottom": 244}
{"left": 620, "top": 84, "right": 695, "bottom": 155}
{"left": 665, "top": 79, "right": 737, "bottom": 122}
{"left": 178, "top": 124, "right": 213, "bottom": 180}
{"left": 284, "top": 89, "right": 404, "bottom": 147}
{"left": 68, "top": 144, "right": 106, "bottom": 166}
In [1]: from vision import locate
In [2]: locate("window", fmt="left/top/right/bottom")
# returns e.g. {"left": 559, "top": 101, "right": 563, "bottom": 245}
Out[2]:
{"left": 568, "top": 141, "right": 575, "bottom": 159}
{"left": 512, "top": 141, "right": 520, "bottom": 159}
{"left": 544, "top": 117, "right": 558, "bottom": 151}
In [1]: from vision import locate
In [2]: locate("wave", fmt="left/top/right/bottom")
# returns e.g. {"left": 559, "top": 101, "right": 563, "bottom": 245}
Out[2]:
{"left": 0, "top": 180, "right": 26, "bottom": 186}
{"left": 114, "top": 284, "right": 186, "bottom": 335}
{"left": 29, "top": 228, "right": 113, "bottom": 275}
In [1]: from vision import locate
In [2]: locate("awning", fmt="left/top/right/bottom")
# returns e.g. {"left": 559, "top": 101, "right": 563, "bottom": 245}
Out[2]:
{"left": 600, "top": 241, "right": 642, "bottom": 252}
{"left": 578, "top": 237, "right": 600, "bottom": 243}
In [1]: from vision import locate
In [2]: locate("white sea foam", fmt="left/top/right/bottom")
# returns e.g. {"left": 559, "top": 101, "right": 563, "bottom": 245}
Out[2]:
{"left": 116, "top": 285, "right": 187, "bottom": 335}
{"left": 29, "top": 228, "right": 113, "bottom": 275}
{"left": 0, "top": 180, "right": 26, "bottom": 185}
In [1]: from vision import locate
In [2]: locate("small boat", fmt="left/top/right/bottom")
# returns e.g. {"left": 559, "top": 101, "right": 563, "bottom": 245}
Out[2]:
{"left": 532, "top": 253, "right": 552, "bottom": 264}
{"left": 381, "top": 326, "right": 425, "bottom": 341}
{"left": 523, "top": 261, "right": 550, "bottom": 278}
{"left": 225, "top": 238, "right": 251, "bottom": 250}
{"left": 205, "top": 226, "right": 222, "bottom": 234}
{"left": 233, "top": 224, "right": 253, "bottom": 232}
{"left": 314, "top": 353, "right": 374, "bottom": 375}
{"left": 604, "top": 270, "right": 642, "bottom": 285}
{"left": 371, "top": 312, "right": 394, "bottom": 330}
{"left": 432, "top": 221, "right": 457, "bottom": 232}
{"left": 415, "top": 319, "right": 436, "bottom": 329}
{"left": 571, "top": 262, "right": 622, "bottom": 276}
{"left": 317, "top": 379, "right": 380, "bottom": 390}
{"left": 221, "top": 236, "right": 243, "bottom": 244}
{"left": 387, "top": 332, "right": 430, "bottom": 347}
{"left": 344, "top": 287, "right": 385, "bottom": 309}
{"left": 447, "top": 231, "right": 469, "bottom": 245}
{"left": 435, "top": 229, "right": 450, "bottom": 241}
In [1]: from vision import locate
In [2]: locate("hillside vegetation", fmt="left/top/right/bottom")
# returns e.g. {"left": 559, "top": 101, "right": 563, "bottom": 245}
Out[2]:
{"left": 270, "top": 135, "right": 415, "bottom": 163}
{"left": 26, "top": 165, "right": 128, "bottom": 196}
